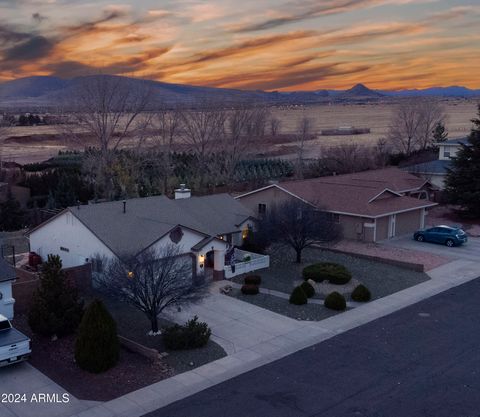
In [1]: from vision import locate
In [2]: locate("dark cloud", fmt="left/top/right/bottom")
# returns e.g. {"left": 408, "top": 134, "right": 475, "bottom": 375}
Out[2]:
{"left": 0, "top": 26, "right": 31, "bottom": 44}
{"left": 32, "top": 13, "right": 47, "bottom": 23}
{"left": 228, "top": 0, "right": 384, "bottom": 33}
{"left": 3, "top": 35, "right": 54, "bottom": 60}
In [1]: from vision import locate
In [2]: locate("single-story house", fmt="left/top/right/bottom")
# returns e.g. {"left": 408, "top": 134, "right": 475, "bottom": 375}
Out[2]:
{"left": 28, "top": 187, "right": 261, "bottom": 281}
{"left": 0, "top": 255, "right": 15, "bottom": 319}
{"left": 236, "top": 168, "right": 437, "bottom": 243}
{"left": 405, "top": 137, "right": 469, "bottom": 189}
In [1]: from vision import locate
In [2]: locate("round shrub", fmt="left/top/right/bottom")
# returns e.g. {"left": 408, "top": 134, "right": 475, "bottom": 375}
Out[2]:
{"left": 324, "top": 292, "right": 347, "bottom": 311}
{"left": 75, "top": 299, "right": 119, "bottom": 373}
{"left": 300, "top": 281, "right": 315, "bottom": 298}
{"left": 163, "top": 316, "right": 211, "bottom": 350}
{"left": 351, "top": 284, "right": 371, "bottom": 302}
{"left": 244, "top": 275, "right": 261, "bottom": 286}
{"left": 302, "top": 262, "right": 352, "bottom": 285}
{"left": 241, "top": 284, "right": 259, "bottom": 295}
{"left": 289, "top": 286, "right": 307, "bottom": 305}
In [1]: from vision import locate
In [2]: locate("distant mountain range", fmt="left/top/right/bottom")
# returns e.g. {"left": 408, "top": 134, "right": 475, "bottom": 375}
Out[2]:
{"left": 0, "top": 76, "right": 478, "bottom": 109}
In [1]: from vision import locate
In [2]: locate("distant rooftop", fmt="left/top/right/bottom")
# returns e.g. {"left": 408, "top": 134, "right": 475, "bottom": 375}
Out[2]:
{"left": 443, "top": 137, "right": 469, "bottom": 146}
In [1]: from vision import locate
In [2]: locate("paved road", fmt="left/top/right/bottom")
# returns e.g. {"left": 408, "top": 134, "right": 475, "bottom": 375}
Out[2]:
{"left": 384, "top": 235, "right": 480, "bottom": 263}
{"left": 144, "top": 278, "right": 480, "bottom": 417}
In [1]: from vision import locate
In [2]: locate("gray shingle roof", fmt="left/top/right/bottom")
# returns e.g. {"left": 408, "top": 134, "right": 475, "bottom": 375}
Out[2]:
{"left": 0, "top": 257, "right": 15, "bottom": 282}
{"left": 443, "top": 137, "right": 469, "bottom": 146}
{"left": 404, "top": 160, "right": 452, "bottom": 175}
{"left": 68, "top": 194, "right": 254, "bottom": 257}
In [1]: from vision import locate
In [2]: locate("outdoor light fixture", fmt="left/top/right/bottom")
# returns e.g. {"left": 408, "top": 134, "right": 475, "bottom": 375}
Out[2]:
{"left": 199, "top": 254, "right": 205, "bottom": 269}
{"left": 127, "top": 271, "right": 134, "bottom": 279}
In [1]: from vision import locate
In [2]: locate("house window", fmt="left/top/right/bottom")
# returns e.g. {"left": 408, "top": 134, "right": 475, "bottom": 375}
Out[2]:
{"left": 443, "top": 150, "right": 451, "bottom": 158}
{"left": 258, "top": 203, "right": 267, "bottom": 215}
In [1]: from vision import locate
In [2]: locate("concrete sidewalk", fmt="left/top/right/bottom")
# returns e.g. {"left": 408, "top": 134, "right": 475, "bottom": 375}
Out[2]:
{"left": 68, "top": 258, "right": 480, "bottom": 417}
{"left": 0, "top": 363, "right": 99, "bottom": 417}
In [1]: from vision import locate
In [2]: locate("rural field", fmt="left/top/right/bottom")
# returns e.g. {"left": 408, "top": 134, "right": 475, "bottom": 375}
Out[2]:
{"left": 0, "top": 99, "right": 477, "bottom": 164}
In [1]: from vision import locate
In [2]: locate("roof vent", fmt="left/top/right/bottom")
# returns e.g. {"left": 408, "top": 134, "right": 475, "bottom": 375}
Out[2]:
{"left": 174, "top": 184, "right": 191, "bottom": 199}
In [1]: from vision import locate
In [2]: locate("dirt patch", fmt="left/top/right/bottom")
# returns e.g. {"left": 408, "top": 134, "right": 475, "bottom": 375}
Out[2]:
{"left": 13, "top": 314, "right": 173, "bottom": 401}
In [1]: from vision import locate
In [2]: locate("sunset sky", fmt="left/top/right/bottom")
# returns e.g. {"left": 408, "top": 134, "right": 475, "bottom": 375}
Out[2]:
{"left": 1, "top": 0, "right": 479, "bottom": 91}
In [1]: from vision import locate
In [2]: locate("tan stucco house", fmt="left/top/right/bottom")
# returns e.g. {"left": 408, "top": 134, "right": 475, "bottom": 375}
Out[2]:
{"left": 236, "top": 168, "right": 437, "bottom": 243}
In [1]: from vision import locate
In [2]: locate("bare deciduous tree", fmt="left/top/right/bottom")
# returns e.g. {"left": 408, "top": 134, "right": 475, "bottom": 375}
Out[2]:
{"left": 388, "top": 98, "right": 446, "bottom": 156}
{"left": 149, "top": 107, "right": 181, "bottom": 193}
{"left": 256, "top": 199, "right": 341, "bottom": 263}
{"left": 180, "top": 103, "right": 226, "bottom": 190}
{"left": 270, "top": 117, "right": 281, "bottom": 137}
{"left": 322, "top": 143, "right": 375, "bottom": 174}
{"left": 99, "top": 245, "right": 207, "bottom": 334}
{"left": 295, "top": 116, "right": 314, "bottom": 179}
{"left": 222, "top": 105, "right": 260, "bottom": 183}
{"left": 417, "top": 98, "right": 446, "bottom": 150}
{"left": 62, "top": 75, "right": 151, "bottom": 198}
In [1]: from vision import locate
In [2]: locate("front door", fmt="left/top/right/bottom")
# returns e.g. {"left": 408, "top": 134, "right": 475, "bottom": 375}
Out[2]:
{"left": 388, "top": 214, "right": 396, "bottom": 238}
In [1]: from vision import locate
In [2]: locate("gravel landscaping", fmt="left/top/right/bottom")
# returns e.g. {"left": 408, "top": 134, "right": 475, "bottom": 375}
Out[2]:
{"left": 227, "top": 288, "right": 342, "bottom": 321}
{"left": 101, "top": 295, "right": 227, "bottom": 374}
{"left": 233, "top": 246, "right": 430, "bottom": 300}
{"left": 13, "top": 313, "right": 172, "bottom": 401}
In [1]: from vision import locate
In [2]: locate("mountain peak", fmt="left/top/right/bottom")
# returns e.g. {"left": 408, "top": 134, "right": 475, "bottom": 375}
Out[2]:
{"left": 343, "top": 83, "right": 383, "bottom": 97}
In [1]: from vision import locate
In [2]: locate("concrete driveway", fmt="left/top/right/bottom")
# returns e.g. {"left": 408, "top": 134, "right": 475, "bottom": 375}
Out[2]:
{"left": 163, "top": 284, "right": 307, "bottom": 355}
{"left": 0, "top": 362, "right": 98, "bottom": 417}
{"left": 383, "top": 235, "right": 480, "bottom": 263}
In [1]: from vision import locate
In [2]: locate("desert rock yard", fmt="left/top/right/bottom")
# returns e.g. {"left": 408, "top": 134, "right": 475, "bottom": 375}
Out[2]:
{"left": 230, "top": 247, "right": 432, "bottom": 320}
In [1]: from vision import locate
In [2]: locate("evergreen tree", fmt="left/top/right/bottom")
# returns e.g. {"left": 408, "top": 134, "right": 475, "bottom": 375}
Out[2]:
{"left": 432, "top": 121, "right": 448, "bottom": 146}
{"left": 445, "top": 104, "right": 480, "bottom": 218}
{"left": 0, "top": 191, "right": 26, "bottom": 231}
{"left": 75, "top": 299, "right": 119, "bottom": 373}
{"left": 53, "top": 173, "right": 77, "bottom": 208}
{"left": 28, "top": 255, "right": 84, "bottom": 337}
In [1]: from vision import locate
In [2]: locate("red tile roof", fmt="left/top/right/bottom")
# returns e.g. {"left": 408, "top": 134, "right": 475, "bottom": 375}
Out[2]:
{"left": 277, "top": 168, "right": 436, "bottom": 218}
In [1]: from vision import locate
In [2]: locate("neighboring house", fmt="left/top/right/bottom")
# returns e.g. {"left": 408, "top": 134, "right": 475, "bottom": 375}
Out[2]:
{"left": 236, "top": 168, "right": 437, "bottom": 243}
{"left": 406, "top": 137, "right": 470, "bottom": 189}
{"left": 28, "top": 188, "right": 261, "bottom": 281}
{"left": 0, "top": 255, "right": 15, "bottom": 319}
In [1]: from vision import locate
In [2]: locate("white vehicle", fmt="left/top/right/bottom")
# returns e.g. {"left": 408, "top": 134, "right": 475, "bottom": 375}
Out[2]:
{"left": 0, "top": 314, "right": 31, "bottom": 367}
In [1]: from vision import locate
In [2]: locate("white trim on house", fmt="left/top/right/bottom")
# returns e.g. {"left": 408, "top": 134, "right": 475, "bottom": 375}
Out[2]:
{"left": 368, "top": 188, "right": 403, "bottom": 203}
{"left": 319, "top": 202, "right": 436, "bottom": 219}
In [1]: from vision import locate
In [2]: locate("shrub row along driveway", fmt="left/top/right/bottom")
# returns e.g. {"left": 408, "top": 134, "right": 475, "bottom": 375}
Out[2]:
{"left": 233, "top": 247, "right": 430, "bottom": 300}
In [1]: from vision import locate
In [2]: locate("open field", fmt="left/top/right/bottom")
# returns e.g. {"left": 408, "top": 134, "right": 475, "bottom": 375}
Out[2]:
{"left": 0, "top": 99, "right": 477, "bottom": 164}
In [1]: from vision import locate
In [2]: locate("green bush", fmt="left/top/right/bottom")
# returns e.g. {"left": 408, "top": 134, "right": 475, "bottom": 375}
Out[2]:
{"left": 28, "top": 254, "right": 84, "bottom": 337}
{"left": 351, "top": 284, "right": 371, "bottom": 302}
{"left": 163, "top": 316, "right": 211, "bottom": 350}
{"left": 289, "top": 286, "right": 307, "bottom": 305}
{"left": 324, "top": 292, "right": 347, "bottom": 311}
{"left": 300, "top": 281, "right": 315, "bottom": 298}
{"left": 241, "top": 284, "right": 259, "bottom": 295}
{"left": 302, "top": 262, "right": 352, "bottom": 285}
{"left": 75, "top": 299, "right": 119, "bottom": 373}
{"left": 244, "top": 275, "right": 261, "bottom": 285}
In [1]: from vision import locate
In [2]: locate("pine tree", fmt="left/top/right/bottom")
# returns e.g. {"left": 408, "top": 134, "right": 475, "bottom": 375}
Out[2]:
{"left": 0, "top": 191, "right": 26, "bottom": 231}
{"left": 445, "top": 104, "right": 480, "bottom": 218}
{"left": 432, "top": 121, "right": 448, "bottom": 146}
{"left": 28, "top": 255, "right": 84, "bottom": 337}
{"left": 75, "top": 299, "right": 119, "bottom": 373}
